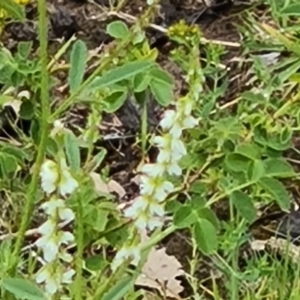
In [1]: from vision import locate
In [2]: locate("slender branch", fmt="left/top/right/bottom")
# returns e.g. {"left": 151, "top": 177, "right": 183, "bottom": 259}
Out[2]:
{"left": 10, "top": 0, "right": 50, "bottom": 274}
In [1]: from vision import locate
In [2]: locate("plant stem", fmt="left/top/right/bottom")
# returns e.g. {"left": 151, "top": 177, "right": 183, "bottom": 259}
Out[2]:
{"left": 74, "top": 190, "right": 84, "bottom": 300}
{"left": 140, "top": 90, "right": 149, "bottom": 158}
{"left": 10, "top": 0, "right": 50, "bottom": 274}
{"left": 206, "top": 180, "right": 257, "bottom": 207}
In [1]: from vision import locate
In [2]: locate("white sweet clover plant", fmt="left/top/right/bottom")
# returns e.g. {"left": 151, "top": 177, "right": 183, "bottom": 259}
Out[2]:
{"left": 111, "top": 21, "right": 203, "bottom": 270}
{"left": 37, "top": 121, "right": 78, "bottom": 296}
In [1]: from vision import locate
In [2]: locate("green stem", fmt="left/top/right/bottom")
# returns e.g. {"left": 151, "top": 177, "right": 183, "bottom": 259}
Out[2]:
{"left": 205, "top": 181, "right": 256, "bottom": 207}
{"left": 141, "top": 91, "right": 148, "bottom": 158}
{"left": 141, "top": 225, "right": 177, "bottom": 251}
{"left": 74, "top": 190, "right": 84, "bottom": 300}
{"left": 10, "top": 0, "right": 50, "bottom": 274}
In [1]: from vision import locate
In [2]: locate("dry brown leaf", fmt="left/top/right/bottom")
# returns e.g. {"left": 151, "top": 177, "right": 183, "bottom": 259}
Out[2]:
{"left": 107, "top": 179, "right": 126, "bottom": 198}
{"left": 89, "top": 172, "right": 110, "bottom": 194}
{"left": 135, "top": 233, "right": 184, "bottom": 299}
{"left": 89, "top": 172, "right": 126, "bottom": 198}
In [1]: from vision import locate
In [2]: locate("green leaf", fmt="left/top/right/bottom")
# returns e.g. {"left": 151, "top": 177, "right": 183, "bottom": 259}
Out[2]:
{"left": 93, "top": 210, "right": 109, "bottom": 232}
{"left": 258, "top": 177, "right": 290, "bottom": 210}
{"left": 0, "top": 0, "right": 25, "bottom": 20}
{"left": 280, "top": 4, "right": 300, "bottom": 15}
{"left": 174, "top": 205, "right": 198, "bottom": 228}
{"left": 297, "top": 110, "right": 300, "bottom": 129}
{"left": 103, "top": 91, "right": 127, "bottom": 113}
{"left": 105, "top": 217, "right": 129, "bottom": 247}
{"left": 247, "top": 159, "right": 265, "bottom": 181}
{"left": 89, "top": 61, "right": 153, "bottom": 91}
{"left": 0, "top": 144, "right": 27, "bottom": 163}
{"left": 64, "top": 130, "right": 80, "bottom": 172}
{"left": 189, "top": 181, "right": 206, "bottom": 194}
{"left": 242, "top": 90, "right": 266, "bottom": 103}
{"left": 263, "top": 158, "right": 295, "bottom": 178}
{"left": 235, "top": 143, "right": 261, "bottom": 160}
{"left": 230, "top": 191, "right": 257, "bottom": 222}
{"left": 86, "top": 148, "right": 107, "bottom": 172}
{"left": 197, "top": 208, "right": 219, "bottom": 229}
{"left": 193, "top": 219, "right": 218, "bottom": 255}
{"left": 149, "top": 67, "right": 173, "bottom": 106}
{"left": 149, "top": 67, "right": 173, "bottom": 85}
{"left": 106, "top": 21, "right": 130, "bottom": 39}
{"left": 85, "top": 255, "right": 108, "bottom": 271}
{"left": 1, "top": 278, "right": 46, "bottom": 300}
{"left": 202, "top": 98, "right": 216, "bottom": 117}
{"left": 102, "top": 276, "right": 134, "bottom": 300}
{"left": 224, "top": 153, "right": 250, "bottom": 173}
{"left": 133, "top": 73, "right": 151, "bottom": 92}
{"left": 149, "top": 78, "right": 172, "bottom": 106}
{"left": 17, "top": 41, "right": 32, "bottom": 59}
{"left": 0, "top": 64, "right": 15, "bottom": 84}
{"left": 20, "top": 100, "right": 35, "bottom": 120}
{"left": 0, "top": 152, "right": 18, "bottom": 178}
{"left": 68, "top": 40, "right": 88, "bottom": 93}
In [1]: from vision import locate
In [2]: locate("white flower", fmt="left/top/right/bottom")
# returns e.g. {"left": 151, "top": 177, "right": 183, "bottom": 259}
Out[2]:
{"left": 59, "top": 231, "right": 75, "bottom": 246}
{"left": 159, "top": 110, "right": 177, "bottom": 130}
{"left": 141, "top": 163, "right": 165, "bottom": 177}
{"left": 139, "top": 175, "right": 156, "bottom": 196}
{"left": 51, "top": 120, "right": 65, "bottom": 137}
{"left": 124, "top": 196, "right": 165, "bottom": 220}
{"left": 165, "top": 160, "right": 182, "bottom": 176}
{"left": 156, "top": 148, "right": 171, "bottom": 164}
{"left": 182, "top": 115, "right": 198, "bottom": 129}
{"left": 39, "top": 199, "right": 75, "bottom": 224}
{"left": 153, "top": 135, "right": 169, "bottom": 148}
{"left": 148, "top": 201, "right": 165, "bottom": 217}
{"left": 36, "top": 220, "right": 74, "bottom": 262}
{"left": 171, "top": 138, "right": 187, "bottom": 160}
{"left": 41, "top": 198, "right": 75, "bottom": 222}
{"left": 54, "top": 120, "right": 64, "bottom": 129}
{"left": 38, "top": 218, "right": 56, "bottom": 235}
{"left": 58, "top": 158, "right": 78, "bottom": 197}
{"left": 135, "top": 213, "right": 163, "bottom": 231}
{"left": 59, "top": 206, "right": 75, "bottom": 222}
{"left": 139, "top": 176, "right": 174, "bottom": 201}
{"left": 36, "top": 220, "right": 59, "bottom": 262}
{"left": 35, "top": 265, "right": 75, "bottom": 295}
{"left": 40, "top": 160, "right": 59, "bottom": 194}
{"left": 62, "top": 268, "right": 75, "bottom": 284}
{"left": 146, "top": 216, "right": 164, "bottom": 231}
{"left": 124, "top": 196, "right": 148, "bottom": 219}
{"left": 36, "top": 265, "right": 60, "bottom": 295}
{"left": 169, "top": 122, "right": 183, "bottom": 138}
{"left": 153, "top": 180, "right": 174, "bottom": 202}
{"left": 111, "top": 245, "right": 141, "bottom": 271}
{"left": 59, "top": 251, "right": 73, "bottom": 263}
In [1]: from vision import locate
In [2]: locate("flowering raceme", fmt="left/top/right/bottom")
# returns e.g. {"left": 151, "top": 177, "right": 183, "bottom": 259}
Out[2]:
{"left": 111, "top": 99, "right": 198, "bottom": 270}
{"left": 36, "top": 122, "right": 78, "bottom": 296}
{"left": 121, "top": 100, "right": 198, "bottom": 233}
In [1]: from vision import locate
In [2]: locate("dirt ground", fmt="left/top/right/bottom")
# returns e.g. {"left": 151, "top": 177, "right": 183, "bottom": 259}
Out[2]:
{"left": 1, "top": 0, "right": 294, "bottom": 298}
